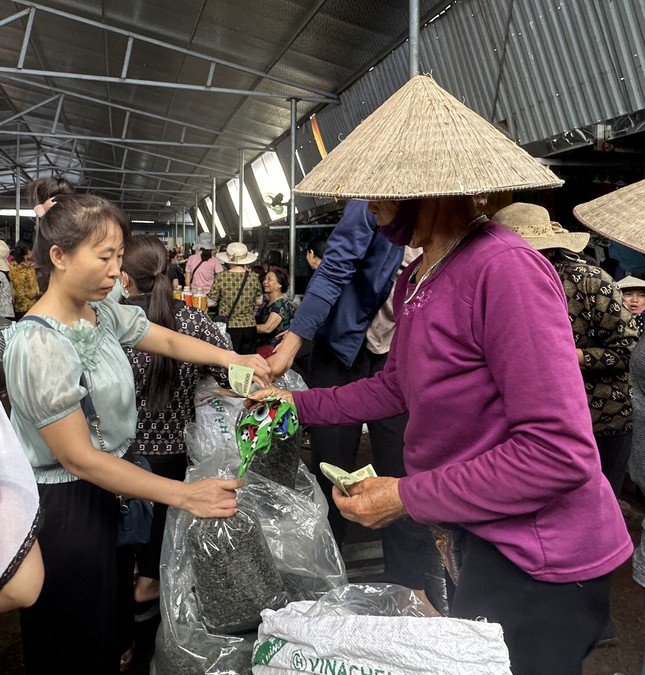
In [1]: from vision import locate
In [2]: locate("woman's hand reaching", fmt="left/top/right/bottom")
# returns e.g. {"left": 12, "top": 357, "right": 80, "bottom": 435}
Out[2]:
{"left": 181, "top": 477, "right": 242, "bottom": 518}
{"left": 229, "top": 352, "right": 271, "bottom": 388}
{"left": 244, "top": 387, "right": 293, "bottom": 408}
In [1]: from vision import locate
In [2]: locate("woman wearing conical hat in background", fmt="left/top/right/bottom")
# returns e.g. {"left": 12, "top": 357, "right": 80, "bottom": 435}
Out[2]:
{"left": 248, "top": 75, "right": 633, "bottom": 674}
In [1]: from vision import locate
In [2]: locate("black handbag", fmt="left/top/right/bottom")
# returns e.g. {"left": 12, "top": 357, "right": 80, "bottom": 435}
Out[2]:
{"left": 20, "top": 316, "right": 154, "bottom": 547}
{"left": 116, "top": 455, "right": 154, "bottom": 547}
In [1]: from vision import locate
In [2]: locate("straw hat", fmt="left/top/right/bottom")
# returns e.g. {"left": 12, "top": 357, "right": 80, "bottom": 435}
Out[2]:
{"left": 617, "top": 275, "right": 645, "bottom": 290}
{"left": 573, "top": 179, "right": 645, "bottom": 254}
{"left": 294, "top": 75, "right": 562, "bottom": 200}
{"left": 493, "top": 202, "right": 590, "bottom": 253}
{"left": 0, "top": 240, "right": 9, "bottom": 272}
{"left": 196, "top": 232, "right": 217, "bottom": 250}
{"left": 216, "top": 242, "right": 257, "bottom": 266}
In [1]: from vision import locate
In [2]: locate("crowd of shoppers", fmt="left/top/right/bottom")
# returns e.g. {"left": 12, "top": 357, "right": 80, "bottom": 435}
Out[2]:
{"left": 1, "top": 77, "right": 643, "bottom": 675}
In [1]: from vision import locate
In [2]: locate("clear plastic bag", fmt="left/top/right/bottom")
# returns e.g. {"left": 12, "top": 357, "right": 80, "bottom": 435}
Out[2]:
{"left": 157, "top": 453, "right": 287, "bottom": 674}
{"left": 304, "top": 583, "right": 434, "bottom": 618}
{"left": 242, "top": 468, "right": 346, "bottom": 602}
{"left": 185, "top": 397, "right": 346, "bottom": 605}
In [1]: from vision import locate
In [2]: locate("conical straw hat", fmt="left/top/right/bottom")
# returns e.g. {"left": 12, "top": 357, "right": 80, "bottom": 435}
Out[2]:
{"left": 573, "top": 179, "right": 645, "bottom": 254}
{"left": 294, "top": 75, "right": 563, "bottom": 200}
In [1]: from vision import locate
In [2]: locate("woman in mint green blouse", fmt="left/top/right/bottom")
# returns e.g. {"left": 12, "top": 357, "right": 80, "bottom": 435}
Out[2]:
{"left": 3, "top": 178, "right": 270, "bottom": 675}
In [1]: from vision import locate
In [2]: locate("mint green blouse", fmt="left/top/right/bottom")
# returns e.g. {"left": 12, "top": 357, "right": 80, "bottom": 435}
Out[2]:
{"left": 2, "top": 296, "right": 150, "bottom": 484}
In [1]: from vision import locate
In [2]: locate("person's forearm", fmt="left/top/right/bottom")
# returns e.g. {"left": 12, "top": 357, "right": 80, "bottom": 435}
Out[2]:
{"left": 38, "top": 424, "right": 187, "bottom": 507}
{"left": 279, "top": 331, "right": 303, "bottom": 358}
{"left": 137, "top": 323, "right": 234, "bottom": 368}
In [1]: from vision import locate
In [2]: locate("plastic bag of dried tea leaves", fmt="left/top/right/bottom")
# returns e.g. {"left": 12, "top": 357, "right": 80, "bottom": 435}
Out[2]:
{"left": 152, "top": 622, "right": 254, "bottom": 675}
{"left": 158, "top": 456, "right": 287, "bottom": 672}
{"left": 242, "top": 469, "right": 346, "bottom": 602}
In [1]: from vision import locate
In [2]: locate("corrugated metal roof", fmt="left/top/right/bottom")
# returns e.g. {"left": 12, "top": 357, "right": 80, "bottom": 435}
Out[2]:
{"left": 278, "top": 0, "right": 644, "bottom": 213}
{"left": 0, "top": 0, "right": 642, "bottom": 235}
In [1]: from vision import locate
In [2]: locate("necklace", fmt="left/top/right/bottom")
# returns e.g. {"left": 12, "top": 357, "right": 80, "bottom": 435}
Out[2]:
{"left": 404, "top": 214, "right": 487, "bottom": 305}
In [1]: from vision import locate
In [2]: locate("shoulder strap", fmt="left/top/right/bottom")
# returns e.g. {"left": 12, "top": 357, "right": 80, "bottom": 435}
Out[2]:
{"left": 227, "top": 271, "right": 250, "bottom": 320}
{"left": 19, "top": 316, "right": 98, "bottom": 423}
{"left": 190, "top": 258, "right": 207, "bottom": 279}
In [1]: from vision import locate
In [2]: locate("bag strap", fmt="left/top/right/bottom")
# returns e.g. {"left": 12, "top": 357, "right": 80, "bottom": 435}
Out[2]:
{"left": 190, "top": 258, "right": 207, "bottom": 281}
{"left": 19, "top": 316, "right": 102, "bottom": 443}
{"left": 226, "top": 271, "right": 250, "bottom": 321}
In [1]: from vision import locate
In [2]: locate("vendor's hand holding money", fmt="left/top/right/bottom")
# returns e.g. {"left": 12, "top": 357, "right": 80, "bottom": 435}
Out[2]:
{"left": 332, "top": 477, "right": 407, "bottom": 529}
{"left": 181, "top": 477, "right": 242, "bottom": 518}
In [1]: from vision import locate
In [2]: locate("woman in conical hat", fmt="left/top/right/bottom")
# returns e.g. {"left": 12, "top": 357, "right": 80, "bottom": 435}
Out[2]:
{"left": 250, "top": 76, "right": 631, "bottom": 673}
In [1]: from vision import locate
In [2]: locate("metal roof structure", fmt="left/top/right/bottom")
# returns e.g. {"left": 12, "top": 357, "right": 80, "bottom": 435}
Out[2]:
{"left": 0, "top": 0, "right": 643, "bottom": 241}
{"left": 0, "top": 0, "right": 447, "bottom": 220}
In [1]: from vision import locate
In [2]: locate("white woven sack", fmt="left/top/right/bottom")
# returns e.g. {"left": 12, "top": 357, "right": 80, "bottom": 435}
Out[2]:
{"left": 252, "top": 601, "right": 511, "bottom": 674}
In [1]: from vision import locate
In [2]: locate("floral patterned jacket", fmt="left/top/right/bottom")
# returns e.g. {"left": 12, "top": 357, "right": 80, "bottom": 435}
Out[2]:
{"left": 8, "top": 262, "right": 38, "bottom": 314}
{"left": 551, "top": 254, "right": 639, "bottom": 436}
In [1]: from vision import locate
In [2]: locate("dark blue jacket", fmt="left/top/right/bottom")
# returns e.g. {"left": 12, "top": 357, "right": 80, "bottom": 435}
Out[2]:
{"left": 290, "top": 200, "right": 404, "bottom": 367}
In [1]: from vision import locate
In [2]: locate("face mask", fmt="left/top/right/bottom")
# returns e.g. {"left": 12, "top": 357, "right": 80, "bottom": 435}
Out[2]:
{"left": 377, "top": 200, "right": 420, "bottom": 246}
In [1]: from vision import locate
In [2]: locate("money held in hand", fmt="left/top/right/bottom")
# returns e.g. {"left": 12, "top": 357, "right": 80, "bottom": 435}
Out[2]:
{"left": 319, "top": 462, "right": 377, "bottom": 496}
{"left": 228, "top": 363, "right": 255, "bottom": 397}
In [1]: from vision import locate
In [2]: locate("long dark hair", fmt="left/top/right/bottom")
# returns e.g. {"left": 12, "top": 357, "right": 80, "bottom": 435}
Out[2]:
{"left": 12, "top": 239, "right": 32, "bottom": 265}
{"left": 25, "top": 177, "right": 130, "bottom": 291}
{"left": 121, "top": 235, "right": 178, "bottom": 413}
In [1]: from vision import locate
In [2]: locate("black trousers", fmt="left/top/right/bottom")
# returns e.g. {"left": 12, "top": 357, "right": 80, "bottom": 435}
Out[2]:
{"left": 228, "top": 325, "right": 257, "bottom": 354}
{"left": 440, "top": 530, "right": 610, "bottom": 675}
{"left": 21, "top": 479, "right": 120, "bottom": 675}
{"left": 595, "top": 431, "right": 632, "bottom": 496}
{"left": 309, "top": 341, "right": 437, "bottom": 590}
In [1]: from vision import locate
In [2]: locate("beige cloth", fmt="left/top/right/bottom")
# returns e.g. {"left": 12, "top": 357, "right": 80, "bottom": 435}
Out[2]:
{"left": 366, "top": 247, "right": 422, "bottom": 355}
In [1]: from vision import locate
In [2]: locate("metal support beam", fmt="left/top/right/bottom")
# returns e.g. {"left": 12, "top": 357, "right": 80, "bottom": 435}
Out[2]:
{"left": 288, "top": 98, "right": 297, "bottom": 297}
{"left": 0, "top": 9, "right": 31, "bottom": 30}
{"left": 211, "top": 176, "right": 217, "bottom": 249}
{"left": 409, "top": 0, "right": 420, "bottom": 78}
{"left": 4, "top": 76, "right": 271, "bottom": 148}
{"left": 121, "top": 111, "right": 130, "bottom": 139}
{"left": 0, "top": 66, "right": 336, "bottom": 103}
{"left": 15, "top": 128, "right": 20, "bottom": 243}
{"left": 0, "top": 94, "right": 60, "bottom": 130}
{"left": 12, "top": 1, "right": 337, "bottom": 100}
{"left": 0, "top": 129, "right": 260, "bottom": 152}
{"left": 238, "top": 150, "right": 244, "bottom": 241}
{"left": 15, "top": 165, "right": 21, "bottom": 242}
{"left": 0, "top": 129, "right": 231, "bottom": 175}
{"left": 206, "top": 62, "right": 216, "bottom": 87}
{"left": 174, "top": 211, "right": 178, "bottom": 245}
{"left": 121, "top": 36, "right": 134, "bottom": 79}
{"left": 182, "top": 204, "right": 186, "bottom": 248}
{"left": 51, "top": 94, "right": 64, "bottom": 133}
{"left": 17, "top": 7, "right": 35, "bottom": 69}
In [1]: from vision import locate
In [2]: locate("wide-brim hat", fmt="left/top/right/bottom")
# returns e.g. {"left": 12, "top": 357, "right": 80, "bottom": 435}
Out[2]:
{"left": 617, "top": 275, "right": 645, "bottom": 290}
{"left": 196, "top": 232, "right": 217, "bottom": 250}
{"left": 216, "top": 242, "right": 257, "bottom": 266}
{"left": 573, "top": 179, "right": 645, "bottom": 254}
{"left": 493, "top": 202, "right": 590, "bottom": 253}
{"left": 0, "top": 240, "right": 9, "bottom": 272}
{"left": 294, "top": 75, "right": 563, "bottom": 200}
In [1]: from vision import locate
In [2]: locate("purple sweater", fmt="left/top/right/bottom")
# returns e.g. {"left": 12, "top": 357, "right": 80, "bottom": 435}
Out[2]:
{"left": 294, "top": 222, "right": 632, "bottom": 583}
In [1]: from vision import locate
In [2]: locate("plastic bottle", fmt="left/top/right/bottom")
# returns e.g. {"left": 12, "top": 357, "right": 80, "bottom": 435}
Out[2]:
{"left": 181, "top": 285, "right": 193, "bottom": 307}
{"left": 172, "top": 286, "right": 182, "bottom": 301}
{"left": 193, "top": 287, "right": 207, "bottom": 312}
